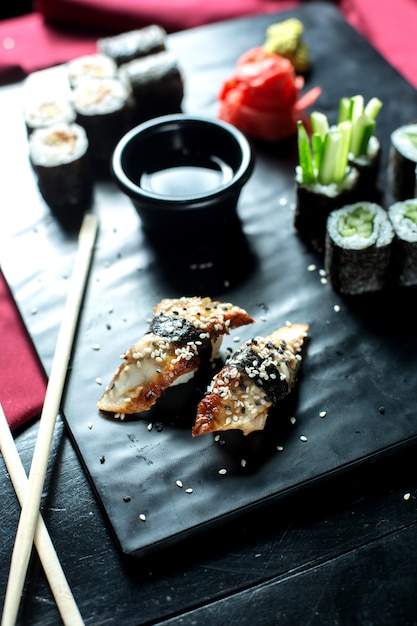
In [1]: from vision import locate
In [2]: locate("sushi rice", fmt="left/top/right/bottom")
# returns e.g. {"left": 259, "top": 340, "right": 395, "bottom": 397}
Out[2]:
{"left": 388, "top": 199, "right": 417, "bottom": 286}
{"left": 325, "top": 201, "right": 394, "bottom": 295}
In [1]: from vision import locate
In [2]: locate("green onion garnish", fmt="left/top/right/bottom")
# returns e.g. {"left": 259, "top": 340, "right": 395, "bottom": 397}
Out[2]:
{"left": 297, "top": 94, "right": 383, "bottom": 186}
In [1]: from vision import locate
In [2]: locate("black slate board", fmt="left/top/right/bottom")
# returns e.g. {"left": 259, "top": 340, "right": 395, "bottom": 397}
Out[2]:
{"left": 2, "top": 2, "right": 417, "bottom": 557}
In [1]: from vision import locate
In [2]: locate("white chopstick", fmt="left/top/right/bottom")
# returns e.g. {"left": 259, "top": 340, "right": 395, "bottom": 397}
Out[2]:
{"left": 1, "top": 212, "right": 98, "bottom": 626}
{"left": 0, "top": 404, "right": 84, "bottom": 626}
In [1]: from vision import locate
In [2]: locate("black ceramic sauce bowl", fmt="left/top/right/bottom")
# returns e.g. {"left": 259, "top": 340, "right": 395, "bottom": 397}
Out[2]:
{"left": 111, "top": 114, "right": 254, "bottom": 238}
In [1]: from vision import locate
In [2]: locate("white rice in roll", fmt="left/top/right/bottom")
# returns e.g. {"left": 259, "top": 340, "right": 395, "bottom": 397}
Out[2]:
{"left": 325, "top": 202, "right": 394, "bottom": 295}
{"left": 388, "top": 199, "right": 417, "bottom": 286}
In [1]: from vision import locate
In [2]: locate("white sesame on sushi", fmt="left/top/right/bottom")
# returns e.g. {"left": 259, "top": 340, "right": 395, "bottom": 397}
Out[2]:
{"left": 28, "top": 121, "right": 93, "bottom": 219}
{"left": 192, "top": 323, "right": 309, "bottom": 438}
{"left": 324, "top": 201, "right": 394, "bottom": 295}
{"left": 388, "top": 199, "right": 417, "bottom": 286}
{"left": 97, "top": 296, "right": 254, "bottom": 419}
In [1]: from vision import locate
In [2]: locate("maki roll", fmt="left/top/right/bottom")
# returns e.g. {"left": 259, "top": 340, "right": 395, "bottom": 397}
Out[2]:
{"left": 28, "top": 122, "right": 93, "bottom": 220}
{"left": 72, "top": 77, "right": 131, "bottom": 169}
{"left": 67, "top": 53, "right": 118, "bottom": 89}
{"left": 388, "top": 123, "right": 417, "bottom": 200}
{"left": 23, "top": 97, "right": 76, "bottom": 135}
{"left": 325, "top": 202, "right": 394, "bottom": 295}
{"left": 348, "top": 134, "right": 382, "bottom": 201}
{"left": 294, "top": 165, "right": 360, "bottom": 254}
{"left": 97, "top": 296, "right": 254, "bottom": 419}
{"left": 340, "top": 95, "right": 383, "bottom": 200}
{"left": 118, "top": 51, "right": 184, "bottom": 124}
{"left": 97, "top": 25, "right": 167, "bottom": 66}
{"left": 192, "top": 322, "right": 309, "bottom": 437}
{"left": 388, "top": 199, "right": 417, "bottom": 286}
{"left": 294, "top": 96, "right": 383, "bottom": 253}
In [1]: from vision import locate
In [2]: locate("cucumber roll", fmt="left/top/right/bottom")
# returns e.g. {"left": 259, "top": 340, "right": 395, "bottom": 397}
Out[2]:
{"left": 97, "top": 25, "right": 167, "bottom": 66}
{"left": 325, "top": 202, "right": 394, "bottom": 295}
{"left": 67, "top": 54, "right": 118, "bottom": 89}
{"left": 388, "top": 199, "right": 417, "bottom": 286}
{"left": 29, "top": 122, "right": 93, "bottom": 220}
{"left": 388, "top": 123, "right": 417, "bottom": 200}
{"left": 72, "top": 77, "right": 131, "bottom": 169}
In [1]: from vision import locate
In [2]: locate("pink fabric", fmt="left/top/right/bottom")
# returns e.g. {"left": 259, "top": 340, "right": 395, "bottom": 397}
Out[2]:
{"left": 340, "top": 0, "right": 417, "bottom": 88}
{"left": 0, "top": 13, "right": 97, "bottom": 80}
{"left": 0, "top": 271, "right": 47, "bottom": 431}
{"left": 36, "top": 0, "right": 302, "bottom": 34}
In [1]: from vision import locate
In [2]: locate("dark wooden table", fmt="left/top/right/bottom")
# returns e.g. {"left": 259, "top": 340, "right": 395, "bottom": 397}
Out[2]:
{"left": 1, "top": 3, "right": 417, "bottom": 624}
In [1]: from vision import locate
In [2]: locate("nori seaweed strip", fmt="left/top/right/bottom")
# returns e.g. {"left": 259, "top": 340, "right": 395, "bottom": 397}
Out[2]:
{"left": 33, "top": 158, "right": 93, "bottom": 215}
{"left": 388, "top": 200, "right": 417, "bottom": 286}
{"left": 227, "top": 341, "right": 290, "bottom": 405}
{"left": 118, "top": 51, "right": 184, "bottom": 124}
{"left": 150, "top": 314, "right": 211, "bottom": 352}
{"left": 349, "top": 135, "right": 382, "bottom": 202}
{"left": 388, "top": 124, "right": 417, "bottom": 200}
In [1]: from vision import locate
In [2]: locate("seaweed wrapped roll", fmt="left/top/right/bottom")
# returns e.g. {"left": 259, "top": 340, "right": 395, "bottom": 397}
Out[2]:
{"left": 325, "top": 202, "right": 394, "bottom": 295}
{"left": 118, "top": 51, "right": 184, "bottom": 123}
{"left": 388, "top": 123, "right": 417, "bottom": 200}
{"left": 72, "top": 77, "right": 131, "bottom": 168}
{"left": 97, "top": 25, "right": 167, "bottom": 66}
{"left": 388, "top": 199, "right": 417, "bottom": 286}
{"left": 28, "top": 122, "right": 93, "bottom": 219}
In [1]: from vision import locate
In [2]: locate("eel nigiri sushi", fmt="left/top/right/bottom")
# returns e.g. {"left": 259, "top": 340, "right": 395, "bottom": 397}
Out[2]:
{"left": 192, "top": 323, "right": 309, "bottom": 437}
{"left": 97, "top": 296, "right": 254, "bottom": 416}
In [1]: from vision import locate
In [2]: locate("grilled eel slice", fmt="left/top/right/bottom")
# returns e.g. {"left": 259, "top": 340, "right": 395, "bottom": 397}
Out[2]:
{"left": 192, "top": 322, "right": 309, "bottom": 437}
{"left": 97, "top": 296, "right": 254, "bottom": 416}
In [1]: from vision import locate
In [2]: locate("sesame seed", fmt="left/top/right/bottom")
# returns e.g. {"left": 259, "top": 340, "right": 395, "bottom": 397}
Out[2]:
{"left": 139, "top": 513, "right": 147, "bottom": 522}
{"left": 319, "top": 411, "right": 327, "bottom": 418}
{"left": 334, "top": 304, "right": 341, "bottom": 313}
{"left": 300, "top": 435, "right": 308, "bottom": 442}
{"left": 403, "top": 492, "right": 411, "bottom": 501}
{"left": 218, "top": 468, "right": 227, "bottom": 475}
{"left": 290, "top": 417, "right": 296, "bottom": 425}
{"left": 241, "top": 459, "right": 247, "bottom": 468}
{"left": 92, "top": 343, "right": 101, "bottom": 350}
{"left": 319, "top": 269, "right": 327, "bottom": 276}
{"left": 277, "top": 445, "right": 284, "bottom": 451}
{"left": 87, "top": 421, "right": 93, "bottom": 429}
{"left": 123, "top": 495, "right": 131, "bottom": 502}
{"left": 307, "top": 264, "right": 317, "bottom": 272}
{"left": 95, "top": 377, "right": 102, "bottom": 385}
{"left": 176, "top": 480, "right": 183, "bottom": 488}
{"left": 185, "top": 488, "right": 193, "bottom": 494}
{"left": 147, "top": 422, "right": 153, "bottom": 431}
